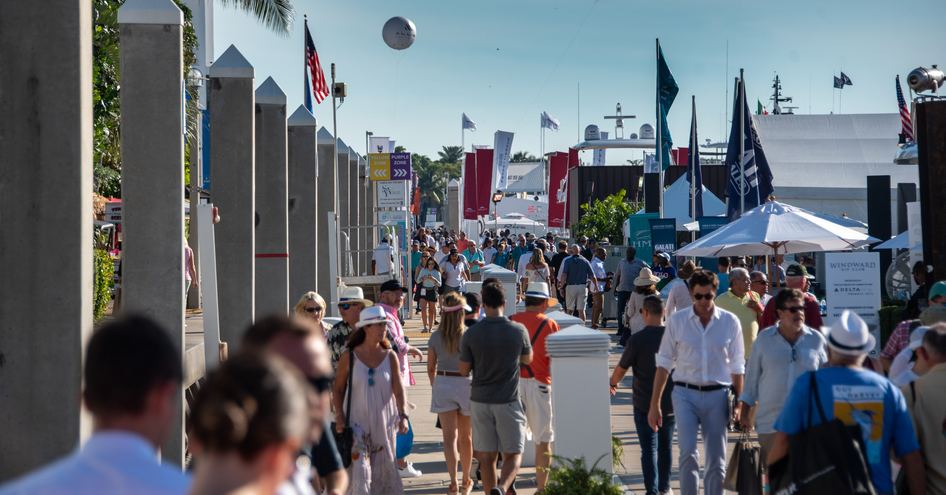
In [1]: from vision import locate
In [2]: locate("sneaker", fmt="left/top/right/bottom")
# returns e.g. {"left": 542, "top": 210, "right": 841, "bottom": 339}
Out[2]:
{"left": 660, "top": 490, "right": 674, "bottom": 495}
{"left": 398, "top": 462, "right": 423, "bottom": 478}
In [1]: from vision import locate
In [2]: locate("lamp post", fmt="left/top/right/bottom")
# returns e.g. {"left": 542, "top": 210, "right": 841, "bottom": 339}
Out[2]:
{"left": 492, "top": 190, "right": 504, "bottom": 233}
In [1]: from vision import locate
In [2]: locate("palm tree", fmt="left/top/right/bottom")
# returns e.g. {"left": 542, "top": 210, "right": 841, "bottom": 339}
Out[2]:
{"left": 219, "top": 0, "right": 295, "bottom": 32}
{"left": 413, "top": 154, "right": 461, "bottom": 208}
{"left": 511, "top": 151, "right": 538, "bottom": 162}
{"left": 437, "top": 146, "right": 464, "bottom": 164}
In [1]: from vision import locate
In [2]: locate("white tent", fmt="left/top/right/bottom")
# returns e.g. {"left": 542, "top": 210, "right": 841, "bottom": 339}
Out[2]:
{"left": 631, "top": 175, "right": 726, "bottom": 230}
{"left": 491, "top": 213, "right": 547, "bottom": 236}
{"left": 496, "top": 196, "right": 548, "bottom": 224}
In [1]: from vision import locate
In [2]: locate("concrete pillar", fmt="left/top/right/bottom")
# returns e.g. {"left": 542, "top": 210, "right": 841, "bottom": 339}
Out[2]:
{"left": 316, "top": 127, "right": 336, "bottom": 298}
{"left": 336, "top": 139, "right": 350, "bottom": 275}
{"left": 288, "top": 106, "right": 318, "bottom": 301}
{"left": 117, "top": 0, "right": 186, "bottom": 466}
{"left": 447, "top": 179, "right": 461, "bottom": 233}
{"left": 208, "top": 45, "right": 254, "bottom": 349}
{"left": 0, "top": 0, "right": 93, "bottom": 478}
{"left": 366, "top": 169, "right": 377, "bottom": 249}
{"left": 349, "top": 152, "right": 360, "bottom": 274}
{"left": 253, "top": 77, "right": 288, "bottom": 316}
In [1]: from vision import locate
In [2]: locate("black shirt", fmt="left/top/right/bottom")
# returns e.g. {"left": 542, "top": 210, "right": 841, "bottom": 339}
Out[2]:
{"left": 617, "top": 325, "right": 674, "bottom": 414}
{"left": 308, "top": 422, "right": 344, "bottom": 476}
{"left": 550, "top": 251, "right": 569, "bottom": 278}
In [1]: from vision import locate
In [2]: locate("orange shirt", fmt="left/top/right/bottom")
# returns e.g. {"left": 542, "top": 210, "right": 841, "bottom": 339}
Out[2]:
{"left": 510, "top": 311, "right": 559, "bottom": 384}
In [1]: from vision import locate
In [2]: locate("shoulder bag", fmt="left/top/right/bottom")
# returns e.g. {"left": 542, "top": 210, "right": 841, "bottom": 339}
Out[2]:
{"left": 331, "top": 349, "right": 355, "bottom": 468}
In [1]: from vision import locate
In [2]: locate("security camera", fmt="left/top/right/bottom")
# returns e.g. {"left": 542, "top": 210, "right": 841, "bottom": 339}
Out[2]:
{"left": 907, "top": 65, "right": 945, "bottom": 93}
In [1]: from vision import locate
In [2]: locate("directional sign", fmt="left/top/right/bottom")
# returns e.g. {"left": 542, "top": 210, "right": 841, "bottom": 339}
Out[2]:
{"left": 369, "top": 153, "right": 390, "bottom": 181}
{"left": 390, "top": 152, "right": 412, "bottom": 180}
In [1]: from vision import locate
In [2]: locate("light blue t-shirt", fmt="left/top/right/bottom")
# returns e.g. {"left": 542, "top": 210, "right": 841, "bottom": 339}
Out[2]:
{"left": 773, "top": 367, "right": 920, "bottom": 493}
{"left": 716, "top": 272, "right": 730, "bottom": 295}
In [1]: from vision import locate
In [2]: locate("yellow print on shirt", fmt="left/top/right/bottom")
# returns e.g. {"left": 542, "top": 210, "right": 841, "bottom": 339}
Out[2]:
{"left": 832, "top": 385, "right": 884, "bottom": 464}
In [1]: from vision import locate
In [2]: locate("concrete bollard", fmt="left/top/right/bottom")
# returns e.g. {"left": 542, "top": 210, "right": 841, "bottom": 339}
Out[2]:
{"left": 546, "top": 325, "right": 613, "bottom": 472}
{"left": 287, "top": 105, "right": 318, "bottom": 301}
{"left": 0, "top": 0, "right": 94, "bottom": 478}
{"left": 316, "top": 127, "right": 336, "bottom": 297}
{"left": 253, "top": 77, "right": 289, "bottom": 316}
{"left": 447, "top": 179, "right": 461, "bottom": 233}
{"left": 118, "top": 0, "right": 186, "bottom": 466}
{"left": 479, "top": 265, "right": 519, "bottom": 316}
{"left": 208, "top": 45, "right": 255, "bottom": 349}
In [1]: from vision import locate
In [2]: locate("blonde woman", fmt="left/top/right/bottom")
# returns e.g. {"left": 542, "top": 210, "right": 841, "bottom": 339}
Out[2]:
{"left": 426, "top": 292, "right": 474, "bottom": 495}
{"left": 294, "top": 291, "right": 331, "bottom": 336}
{"left": 522, "top": 248, "right": 552, "bottom": 299}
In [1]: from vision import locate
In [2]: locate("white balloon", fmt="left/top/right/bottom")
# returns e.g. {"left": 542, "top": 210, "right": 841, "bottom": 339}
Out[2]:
{"left": 382, "top": 16, "right": 416, "bottom": 50}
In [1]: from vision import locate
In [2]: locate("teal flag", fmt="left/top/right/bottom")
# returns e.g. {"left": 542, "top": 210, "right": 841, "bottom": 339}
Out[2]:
{"left": 656, "top": 40, "right": 678, "bottom": 170}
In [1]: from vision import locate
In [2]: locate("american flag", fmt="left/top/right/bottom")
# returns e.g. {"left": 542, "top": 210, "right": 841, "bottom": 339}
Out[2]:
{"left": 896, "top": 75, "right": 914, "bottom": 142}
{"left": 304, "top": 20, "right": 329, "bottom": 111}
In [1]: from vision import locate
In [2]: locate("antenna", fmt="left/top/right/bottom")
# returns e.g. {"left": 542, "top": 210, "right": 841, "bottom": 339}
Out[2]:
{"left": 602, "top": 102, "right": 636, "bottom": 139}
{"left": 770, "top": 74, "right": 797, "bottom": 115}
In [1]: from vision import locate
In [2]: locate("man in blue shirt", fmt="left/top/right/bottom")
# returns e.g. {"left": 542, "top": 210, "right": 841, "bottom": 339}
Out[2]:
{"left": 557, "top": 244, "right": 597, "bottom": 322}
{"left": 769, "top": 310, "right": 926, "bottom": 495}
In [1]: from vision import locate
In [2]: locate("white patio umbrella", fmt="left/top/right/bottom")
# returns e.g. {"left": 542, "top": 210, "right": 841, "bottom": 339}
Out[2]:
{"left": 674, "top": 201, "right": 879, "bottom": 258}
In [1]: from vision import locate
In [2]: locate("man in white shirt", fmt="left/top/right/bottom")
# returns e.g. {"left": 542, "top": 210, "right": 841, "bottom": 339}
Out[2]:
{"left": 372, "top": 236, "right": 395, "bottom": 275}
{"left": 649, "top": 270, "right": 745, "bottom": 495}
{"left": 0, "top": 316, "right": 189, "bottom": 494}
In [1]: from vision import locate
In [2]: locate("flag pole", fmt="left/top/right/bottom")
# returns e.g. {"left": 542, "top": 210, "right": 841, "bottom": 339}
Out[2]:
{"left": 691, "top": 95, "right": 697, "bottom": 244}
{"left": 331, "top": 62, "right": 340, "bottom": 262}
{"left": 738, "top": 68, "right": 745, "bottom": 217}
{"left": 541, "top": 123, "right": 546, "bottom": 195}
{"left": 656, "top": 38, "right": 663, "bottom": 217}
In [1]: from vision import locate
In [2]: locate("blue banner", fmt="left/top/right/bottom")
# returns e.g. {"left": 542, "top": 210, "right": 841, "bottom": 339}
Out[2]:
{"left": 628, "top": 213, "right": 659, "bottom": 263}
{"left": 697, "top": 216, "right": 728, "bottom": 271}
{"left": 649, "top": 218, "right": 677, "bottom": 255}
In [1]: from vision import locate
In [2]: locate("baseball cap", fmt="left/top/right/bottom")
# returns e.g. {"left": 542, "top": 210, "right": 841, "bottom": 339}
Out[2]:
{"left": 928, "top": 280, "right": 946, "bottom": 302}
{"left": 785, "top": 263, "right": 812, "bottom": 279}
{"left": 379, "top": 279, "right": 408, "bottom": 293}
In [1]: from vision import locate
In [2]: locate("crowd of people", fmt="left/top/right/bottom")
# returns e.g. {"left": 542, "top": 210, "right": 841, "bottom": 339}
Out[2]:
{"left": 3, "top": 227, "right": 945, "bottom": 495}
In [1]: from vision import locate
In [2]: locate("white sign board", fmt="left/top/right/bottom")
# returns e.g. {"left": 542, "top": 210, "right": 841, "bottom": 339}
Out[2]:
{"left": 907, "top": 202, "right": 923, "bottom": 293}
{"left": 376, "top": 181, "right": 407, "bottom": 208}
{"left": 825, "top": 252, "right": 882, "bottom": 354}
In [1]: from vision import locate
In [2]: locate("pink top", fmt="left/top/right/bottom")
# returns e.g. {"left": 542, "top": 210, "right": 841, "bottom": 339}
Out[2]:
{"left": 379, "top": 302, "right": 415, "bottom": 386}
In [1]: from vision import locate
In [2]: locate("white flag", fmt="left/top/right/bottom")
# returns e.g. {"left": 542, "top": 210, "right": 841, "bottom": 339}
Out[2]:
{"left": 462, "top": 113, "right": 477, "bottom": 131}
{"left": 593, "top": 131, "right": 608, "bottom": 166}
{"left": 541, "top": 111, "right": 560, "bottom": 131}
{"left": 492, "top": 130, "right": 515, "bottom": 191}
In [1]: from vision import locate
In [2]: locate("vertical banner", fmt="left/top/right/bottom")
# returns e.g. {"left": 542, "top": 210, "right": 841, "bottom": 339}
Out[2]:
{"left": 628, "top": 213, "right": 659, "bottom": 262}
{"left": 650, "top": 218, "right": 677, "bottom": 254}
{"left": 825, "top": 252, "right": 882, "bottom": 354}
{"left": 697, "top": 216, "right": 728, "bottom": 271}
{"left": 592, "top": 131, "right": 608, "bottom": 166}
{"left": 547, "top": 152, "right": 569, "bottom": 228}
{"left": 492, "top": 130, "right": 514, "bottom": 191}
{"left": 474, "top": 148, "right": 494, "bottom": 217}
{"left": 565, "top": 147, "right": 580, "bottom": 225}
{"left": 463, "top": 152, "right": 478, "bottom": 220}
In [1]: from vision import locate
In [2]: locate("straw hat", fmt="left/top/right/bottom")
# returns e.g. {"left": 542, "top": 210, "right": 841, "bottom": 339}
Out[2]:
{"left": 335, "top": 286, "right": 373, "bottom": 307}
{"left": 823, "top": 310, "right": 875, "bottom": 356}
{"left": 356, "top": 306, "right": 388, "bottom": 328}
{"left": 634, "top": 267, "right": 660, "bottom": 287}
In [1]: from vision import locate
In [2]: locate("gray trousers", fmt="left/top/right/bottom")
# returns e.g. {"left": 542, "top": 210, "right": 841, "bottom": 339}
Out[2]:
{"left": 672, "top": 386, "right": 729, "bottom": 495}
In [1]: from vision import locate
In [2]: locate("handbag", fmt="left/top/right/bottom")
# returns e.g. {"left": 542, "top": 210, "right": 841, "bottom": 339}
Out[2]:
{"left": 331, "top": 349, "right": 355, "bottom": 468}
{"left": 767, "top": 371, "right": 876, "bottom": 495}
{"left": 724, "top": 433, "right": 763, "bottom": 495}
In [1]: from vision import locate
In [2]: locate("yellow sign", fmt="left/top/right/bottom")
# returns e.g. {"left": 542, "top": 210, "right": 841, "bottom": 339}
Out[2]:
{"left": 369, "top": 153, "right": 391, "bottom": 181}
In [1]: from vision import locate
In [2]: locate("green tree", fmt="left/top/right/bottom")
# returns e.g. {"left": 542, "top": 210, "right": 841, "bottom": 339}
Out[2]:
{"left": 437, "top": 145, "right": 464, "bottom": 164}
{"left": 572, "top": 189, "right": 641, "bottom": 242}
{"left": 413, "top": 154, "right": 461, "bottom": 210}
{"left": 511, "top": 151, "right": 538, "bottom": 162}
{"left": 219, "top": 0, "right": 295, "bottom": 32}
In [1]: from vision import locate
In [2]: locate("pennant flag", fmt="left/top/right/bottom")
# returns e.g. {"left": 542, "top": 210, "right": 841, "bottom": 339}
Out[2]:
{"left": 304, "top": 19, "right": 330, "bottom": 112}
{"left": 541, "top": 111, "right": 560, "bottom": 131}
{"left": 492, "top": 131, "right": 515, "bottom": 190}
{"left": 725, "top": 76, "right": 774, "bottom": 221}
{"left": 833, "top": 76, "right": 844, "bottom": 89}
{"left": 656, "top": 40, "right": 679, "bottom": 170}
{"left": 896, "top": 75, "right": 914, "bottom": 143}
{"left": 687, "top": 97, "right": 704, "bottom": 219}
{"left": 462, "top": 113, "right": 477, "bottom": 131}
{"left": 840, "top": 72, "right": 853, "bottom": 86}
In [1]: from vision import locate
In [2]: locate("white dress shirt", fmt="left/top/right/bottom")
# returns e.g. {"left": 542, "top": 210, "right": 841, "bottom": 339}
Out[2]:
{"left": 0, "top": 431, "right": 190, "bottom": 495}
{"left": 655, "top": 305, "right": 746, "bottom": 386}
{"left": 663, "top": 279, "right": 693, "bottom": 316}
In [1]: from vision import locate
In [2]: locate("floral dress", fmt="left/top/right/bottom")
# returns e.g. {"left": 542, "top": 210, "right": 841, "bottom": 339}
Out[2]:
{"left": 346, "top": 353, "right": 403, "bottom": 495}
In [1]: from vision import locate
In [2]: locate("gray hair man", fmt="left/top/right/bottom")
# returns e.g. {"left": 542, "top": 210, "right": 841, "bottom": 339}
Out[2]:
{"left": 714, "top": 267, "right": 764, "bottom": 357}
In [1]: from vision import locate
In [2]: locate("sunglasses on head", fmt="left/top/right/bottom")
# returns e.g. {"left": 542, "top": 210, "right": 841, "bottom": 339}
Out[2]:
{"left": 305, "top": 306, "right": 323, "bottom": 313}
{"left": 692, "top": 292, "right": 715, "bottom": 301}
{"left": 307, "top": 375, "right": 334, "bottom": 393}
{"left": 780, "top": 306, "right": 805, "bottom": 313}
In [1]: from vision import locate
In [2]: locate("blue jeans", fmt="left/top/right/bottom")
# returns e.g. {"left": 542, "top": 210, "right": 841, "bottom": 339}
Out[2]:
{"left": 672, "top": 387, "right": 729, "bottom": 495}
{"left": 633, "top": 409, "right": 676, "bottom": 495}
{"left": 616, "top": 291, "right": 631, "bottom": 341}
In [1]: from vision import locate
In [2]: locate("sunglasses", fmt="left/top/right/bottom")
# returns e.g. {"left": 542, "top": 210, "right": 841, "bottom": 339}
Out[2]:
{"left": 780, "top": 306, "right": 805, "bottom": 313}
{"left": 304, "top": 306, "right": 323, "bottom": 313}
{"left": 338, "top": 303, "right": 358, "bottom": 311}
{"left": 692, "top": 292, "right": 715, "bottom": 301}
{"left": 367, "top": 367, "right": 376, "bottom": 387}
{"left": 307, "top": 375, "right": 334, "bottom": 393}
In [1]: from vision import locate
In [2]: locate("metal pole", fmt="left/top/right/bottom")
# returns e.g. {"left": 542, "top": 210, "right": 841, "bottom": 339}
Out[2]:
{"left": 656, "top": 39, "right": 664, "bottom": 218}
{"left": 691, "top": 95, "right": 697, "bottom": 244}
{"left": 331, "top": 63, "right": 340, "bottom": 267}
{"left": 737, "top": 69, "right": 746, "bottom": 215}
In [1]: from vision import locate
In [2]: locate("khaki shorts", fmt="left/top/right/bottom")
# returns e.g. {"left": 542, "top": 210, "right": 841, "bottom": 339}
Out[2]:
{"left": 565, "top": 284, "right": 588, "bottom": 312}
{"left": 519, "top": 378, "right": 554, "bottom": 443}
{"left": 470, "top": 400, "right": 526, "bottom": 454}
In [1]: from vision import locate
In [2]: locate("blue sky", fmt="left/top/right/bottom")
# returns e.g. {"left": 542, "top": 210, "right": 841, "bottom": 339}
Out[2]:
{"left": 214, "top": 0, "right": 944, "bottom": 163}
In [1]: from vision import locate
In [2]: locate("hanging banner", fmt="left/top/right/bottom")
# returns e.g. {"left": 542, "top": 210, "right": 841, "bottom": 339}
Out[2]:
{"left": 474, "top": 148, "right": 494, "bottom": 217}
{"left": 825, "top": 252, "right": 882, "bottom": 354}
{"left": 650, "top": 218, "right": 677, "bottom": 254}
{"left": 628, "top": 213, "right": 659, "bottom": 263}
{"left": 493, "top": 130, "right": 515, "bottom": 190}
{"left": 697, "top": 215, "right": 729, "bottom": 271}
{"left": 547, "top": 152, "right": 569, "bottom": 228}
{"left": 463, "top": 152, "right": 478, "bottom": 220}
{"left": 565, "top": 147, "right": 580, "bottom": 225}
{"left": 592, "top": 131, "right": 608, "bottom": 166}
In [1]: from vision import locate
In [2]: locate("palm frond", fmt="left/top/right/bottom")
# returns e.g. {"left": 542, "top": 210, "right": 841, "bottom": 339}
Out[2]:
{"left": 219, "top": 0, "right": 294, "bottom": 33}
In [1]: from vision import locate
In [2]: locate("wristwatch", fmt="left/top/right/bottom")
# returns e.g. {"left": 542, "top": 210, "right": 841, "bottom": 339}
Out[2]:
{"left": 398, "top": 412, "right": 409, "bottom": 420}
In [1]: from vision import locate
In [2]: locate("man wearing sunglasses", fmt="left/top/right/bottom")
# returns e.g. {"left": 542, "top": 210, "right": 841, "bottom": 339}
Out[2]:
{"left": 649, "top": 270, "right": 745, "bottom": 495}
{"left": 243, "top": 315, "right": 347, "bottom": 495}
{"left": 736, "top": 288, "right": 827, "bottom": 463}
{"left": 326, "top": 286, "right": 373, "bottom": 369}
